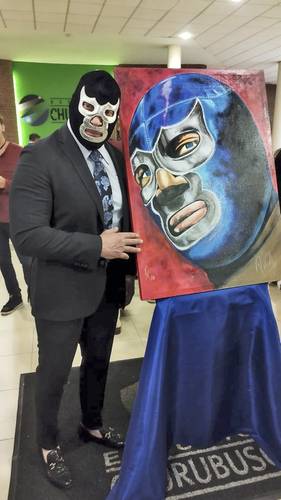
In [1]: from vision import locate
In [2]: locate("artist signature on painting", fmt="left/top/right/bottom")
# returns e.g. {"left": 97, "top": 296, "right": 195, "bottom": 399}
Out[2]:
{"left": 255, "top": 252, "right": 274, "bottom": 274}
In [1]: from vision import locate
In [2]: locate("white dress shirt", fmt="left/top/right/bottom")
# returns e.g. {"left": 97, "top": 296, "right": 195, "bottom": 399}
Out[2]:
{"left": 67, "top": 120, "right": 123, "bottom": 227}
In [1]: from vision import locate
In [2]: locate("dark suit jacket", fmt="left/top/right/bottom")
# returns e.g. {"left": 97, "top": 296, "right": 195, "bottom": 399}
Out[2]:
{"left": 9, "top": 125, "right": 133, "bottom": 321}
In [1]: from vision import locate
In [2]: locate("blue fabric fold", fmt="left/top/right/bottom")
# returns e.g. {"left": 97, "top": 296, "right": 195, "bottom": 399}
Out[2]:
{"left": 107, "top": 284, "right": 281, "bottom": 500}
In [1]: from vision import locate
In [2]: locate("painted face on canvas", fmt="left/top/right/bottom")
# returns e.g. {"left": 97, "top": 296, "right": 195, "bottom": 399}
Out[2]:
{"left": 129, "top": 73, "right": 276, "bottom": 271}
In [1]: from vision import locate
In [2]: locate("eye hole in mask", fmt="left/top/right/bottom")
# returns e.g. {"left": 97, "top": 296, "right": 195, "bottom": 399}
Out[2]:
{"left": 105, "top": 109, "right": 115, "bottom": 117}
{"left": 135, "top": 164, "right": 152, "bottom": 188}
{"left": 166, "top": 130, "right": 200, "bottom": 158}
{"left": 82, "top": 101, "right": 95, "bottom": 112}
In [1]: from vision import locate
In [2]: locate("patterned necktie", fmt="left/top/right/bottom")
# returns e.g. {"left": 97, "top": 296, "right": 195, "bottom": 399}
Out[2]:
{"left": 89, "top": 149, "right": 113, "bottom": 229}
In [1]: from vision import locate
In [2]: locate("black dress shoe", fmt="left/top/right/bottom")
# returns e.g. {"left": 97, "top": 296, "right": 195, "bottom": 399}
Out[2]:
{"left": 1, "top": 294, "right": 23, "bottom": 315}
{"left": 78, "top": 424, "right": 124, "bottom": 449}
{"left": 42, "top": 447, "right": 72, "bottom": 489}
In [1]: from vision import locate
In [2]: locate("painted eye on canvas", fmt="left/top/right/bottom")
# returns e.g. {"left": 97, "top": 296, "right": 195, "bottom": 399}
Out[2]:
{"left": 167, "top": 131, "right": 200, "bottom": 158}
{"left": 135, "top": 164, "right": 152, "bottom": 188}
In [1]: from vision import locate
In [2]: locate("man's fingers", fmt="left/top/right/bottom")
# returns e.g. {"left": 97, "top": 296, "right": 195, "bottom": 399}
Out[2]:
{"left": 121, "top": 232, "right": 141, "bottom": 239}
{"left": 124, "top": 245, "right": 142, "bottom": 253}
{"left": 120, "top": 252, "right": 130, "bottom": 260}
{"left": 123, "top": 238, "right": 143, "bottom": 246}
{"left": 101, "top": 229, "right": 142, "bottom": 260}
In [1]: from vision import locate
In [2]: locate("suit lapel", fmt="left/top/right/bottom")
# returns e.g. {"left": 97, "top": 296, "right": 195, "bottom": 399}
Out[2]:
{"left": 58, "top": 125, "right": 104, "bottom": 222}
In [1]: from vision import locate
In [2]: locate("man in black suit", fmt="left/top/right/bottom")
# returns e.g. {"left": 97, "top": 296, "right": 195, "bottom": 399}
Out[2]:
{"left": 10, "top": 71, "right": 142, "bottom": 489}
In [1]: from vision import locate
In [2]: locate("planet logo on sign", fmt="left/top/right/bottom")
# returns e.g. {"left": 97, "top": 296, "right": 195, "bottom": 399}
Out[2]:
{"left": 19, "top": 94, "right": 49, "bottom": 126}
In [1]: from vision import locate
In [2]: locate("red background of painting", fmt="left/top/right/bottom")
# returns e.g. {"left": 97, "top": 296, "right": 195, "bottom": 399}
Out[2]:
{"left": 114, "top": 68, "right": 276, "bottom": 301}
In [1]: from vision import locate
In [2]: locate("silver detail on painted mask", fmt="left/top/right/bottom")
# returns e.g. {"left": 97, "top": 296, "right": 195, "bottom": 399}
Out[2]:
{"left": 78, "top": 86, "right": 119, "bottom": 143}
{"left": 130, "top": 99, "right": 220, "bottom": 250}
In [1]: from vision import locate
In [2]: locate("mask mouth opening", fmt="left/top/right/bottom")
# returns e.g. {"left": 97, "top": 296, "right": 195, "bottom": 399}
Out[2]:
{"left": 84, "top": 127, "right": 103, "bottom": 138}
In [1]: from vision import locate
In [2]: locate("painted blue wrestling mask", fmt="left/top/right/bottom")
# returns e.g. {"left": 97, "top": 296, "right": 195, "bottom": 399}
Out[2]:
{"left": 129, "top": 73, "right": 277, "bottom": 284}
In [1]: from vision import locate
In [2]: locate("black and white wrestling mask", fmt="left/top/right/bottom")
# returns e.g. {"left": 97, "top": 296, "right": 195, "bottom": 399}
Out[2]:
{"left": 69, "top": 70, "right": 120, "bottom": 150}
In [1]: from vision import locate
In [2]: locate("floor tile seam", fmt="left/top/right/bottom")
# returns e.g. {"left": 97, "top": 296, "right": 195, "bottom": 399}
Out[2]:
{"left": 0, "top": 388, "right": 19, "bottom": 394}
{"left": 0, "top": 351, "right": 34, "bottom": 358}
{"left": 129, "top": 317, "right": 150, "bottom": 338}
{"left": 0, "top": 436, "right": 14, "bottom": 443}
{"left": 112, "top": 338, "right": 146, "bottom": 348}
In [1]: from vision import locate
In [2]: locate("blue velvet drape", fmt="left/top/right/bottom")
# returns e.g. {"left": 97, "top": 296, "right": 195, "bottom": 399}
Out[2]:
{"left": 107, "top": 284, "right": 281, "bottom": 500}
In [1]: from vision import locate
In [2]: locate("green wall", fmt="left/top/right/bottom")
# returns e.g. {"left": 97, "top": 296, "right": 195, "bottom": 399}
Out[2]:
{"left": 13, "top": 62, "right": 115, "bottom": 146}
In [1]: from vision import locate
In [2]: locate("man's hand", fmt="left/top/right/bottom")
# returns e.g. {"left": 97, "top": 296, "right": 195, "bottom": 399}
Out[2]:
{"left": 100, "top": 227, "right": 142, "bottom": 260}
{"left": 0, "top": 176, "right": 6, "bottom": 189}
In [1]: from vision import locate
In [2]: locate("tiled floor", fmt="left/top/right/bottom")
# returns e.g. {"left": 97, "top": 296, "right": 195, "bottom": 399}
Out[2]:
{"left": 1, "top": 251, "right": 281, "bottom": 500}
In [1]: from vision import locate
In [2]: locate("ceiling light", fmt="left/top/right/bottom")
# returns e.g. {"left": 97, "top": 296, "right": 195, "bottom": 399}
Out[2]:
{"left": 177, "top": 32, "right": 193, "bottom": 40}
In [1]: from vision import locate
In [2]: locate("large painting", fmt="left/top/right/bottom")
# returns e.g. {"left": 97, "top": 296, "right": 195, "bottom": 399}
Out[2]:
{"left": 115, "top": 68, "right": 281, "bottom": 300}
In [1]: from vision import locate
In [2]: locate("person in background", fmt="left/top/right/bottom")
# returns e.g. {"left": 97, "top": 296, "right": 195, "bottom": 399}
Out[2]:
{"left": 0, "top": 114, "right": 25, "bottom": 315}
{"left": 10, "top": 71, "right": 142, "bottom": 489}
{"left": 28, "top": 133, "right": 40, "bottom": 144}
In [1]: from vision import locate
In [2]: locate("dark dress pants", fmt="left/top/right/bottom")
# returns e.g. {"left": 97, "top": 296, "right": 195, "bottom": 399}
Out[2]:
{"left": 0, "top": 222, "right": 21, "bottom": 296}
{"left": 35, "top": 295, "right": 119, "bottom": 449}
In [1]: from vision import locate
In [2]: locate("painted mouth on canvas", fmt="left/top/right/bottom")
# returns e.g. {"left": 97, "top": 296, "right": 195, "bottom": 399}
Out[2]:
{"left": 168, "top": 200, "right": 207, "bottom": 235}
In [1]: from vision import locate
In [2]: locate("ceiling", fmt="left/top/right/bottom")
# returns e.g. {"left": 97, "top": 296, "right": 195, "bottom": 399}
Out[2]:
{"left": 1, "top": 0, "right": 281, "bottom": 83}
